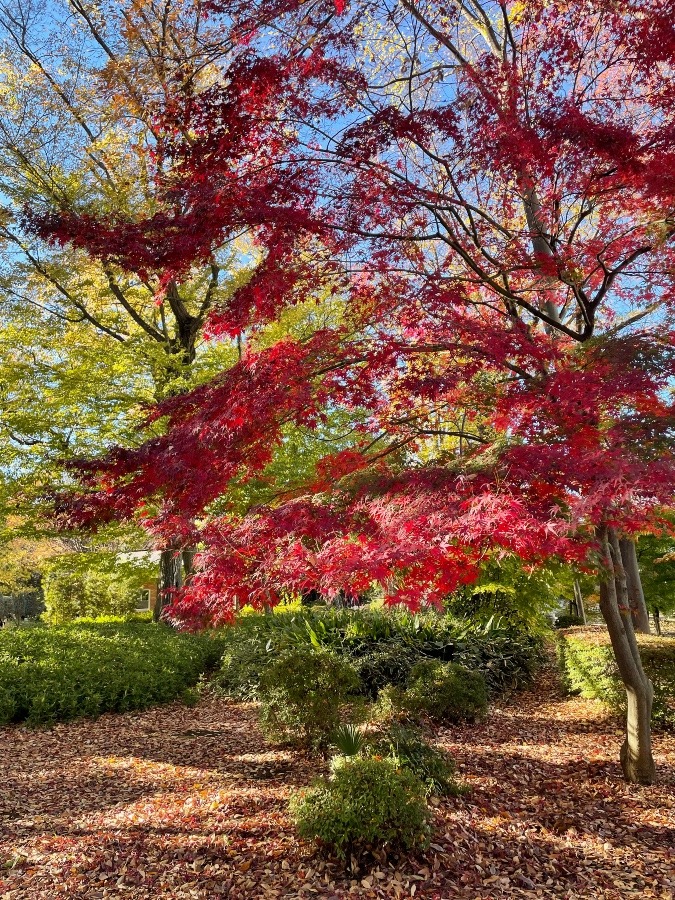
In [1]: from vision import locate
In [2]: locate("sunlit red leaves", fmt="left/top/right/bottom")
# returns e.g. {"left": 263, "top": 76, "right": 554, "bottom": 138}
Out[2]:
{"left": 29, "top": 0, "right": 675, "bottom": 624}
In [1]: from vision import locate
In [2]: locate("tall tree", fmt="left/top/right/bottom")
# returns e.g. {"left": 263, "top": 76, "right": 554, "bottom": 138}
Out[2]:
{"left": 0, "top": 0, "right": 259, "bottom": 602}
{"left": 30, "top": 1, "right": 675, "bottom": 783}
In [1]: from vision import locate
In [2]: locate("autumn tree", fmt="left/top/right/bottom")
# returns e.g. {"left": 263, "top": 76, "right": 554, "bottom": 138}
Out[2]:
{"left": 29, "top": 0, "right": 675, "bottom": 784}
{"left": 0, "top": 0, "right": 262, "bottom": 602}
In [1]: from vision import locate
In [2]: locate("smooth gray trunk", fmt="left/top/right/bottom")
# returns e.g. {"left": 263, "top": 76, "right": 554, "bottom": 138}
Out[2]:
{"left": 619, "top": 538, "right": 651, "bottom": 633}
{"left": 598, "top": 526, "right": 656, "bottom": 784}
{"left": 573, "top": 579, "right": 587, "bottom": 624}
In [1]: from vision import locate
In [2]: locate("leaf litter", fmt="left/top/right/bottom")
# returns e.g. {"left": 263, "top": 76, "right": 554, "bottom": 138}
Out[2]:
{"left": 1, "top": 666, "right": 673, "bottom": 899}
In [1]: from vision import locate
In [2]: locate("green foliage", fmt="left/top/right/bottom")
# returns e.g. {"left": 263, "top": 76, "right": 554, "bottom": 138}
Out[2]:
{"left": 212, "top": 604, "right": 542, "bottom": 702}
{"left": 351, "top": 643, "right": 419, "bottom": 698}
{"left": 557, "top": 629, "right": 675, "bottom": 729}
{"left": 43, "top": 552, "right": 157, "bottom": 623}
{"left": 259, "top": 647, "right": 361, "bottom": 747}
{"left": 331, "top": 723, "right": 368, "bottom": 757}
{"left": 447, "top": 555, "right": 578, "bottom": 631}
{"left": 554, "top": 614, "right": 584, "bottom": 629}
{"left": 0, "top": 618, "right": 225, "bottom": 725}
{"left": 636, "top": 530, "right": 675, "bottom": 616}
{"left": 401, "top": 660, "right": 488, "bottom": 724}
{"left": 289, "top": 755, "right": 429, "bottom": 858}
{"left": 371, "top": 725, "right": 462, "bottom": 797}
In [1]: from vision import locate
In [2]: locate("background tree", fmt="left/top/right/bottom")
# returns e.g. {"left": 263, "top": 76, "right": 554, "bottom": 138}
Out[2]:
{"left": 0, "top": 0, "right": 258, "bottom": 603}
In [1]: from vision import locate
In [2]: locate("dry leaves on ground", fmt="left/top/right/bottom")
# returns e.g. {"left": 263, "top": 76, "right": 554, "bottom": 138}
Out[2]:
{"left": 1, "top": 668, "right": 673, "bottom": 899}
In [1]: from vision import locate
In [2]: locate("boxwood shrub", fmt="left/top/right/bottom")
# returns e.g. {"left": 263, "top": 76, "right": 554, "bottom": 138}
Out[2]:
{"left": 259, "top": 646, "right": 362, "bottom": 747}
{"left": 400, "top": 659, "right": 488, "bottom": 723}
{"left": 557, "top": 628, "right": 675, "bottom": 729}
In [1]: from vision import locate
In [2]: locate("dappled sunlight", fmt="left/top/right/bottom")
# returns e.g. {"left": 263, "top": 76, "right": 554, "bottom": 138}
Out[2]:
{"left": 2, "top": 681, "right": 674, "bottom": 898}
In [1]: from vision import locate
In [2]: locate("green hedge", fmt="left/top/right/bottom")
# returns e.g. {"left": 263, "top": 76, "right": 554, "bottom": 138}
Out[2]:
{"left": 557, "top": 628, "right": 675, "bottom": 729}
{"left": 0, "top": 618, "right": 226, "bottom": 725}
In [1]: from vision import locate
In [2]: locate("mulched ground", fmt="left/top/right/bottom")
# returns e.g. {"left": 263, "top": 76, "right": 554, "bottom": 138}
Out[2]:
{"left": 1, "top": 669, "right": 674, "bottom": 899}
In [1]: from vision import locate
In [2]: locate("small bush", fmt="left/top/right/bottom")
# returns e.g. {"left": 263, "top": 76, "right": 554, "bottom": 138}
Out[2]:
{"left": 372, "top": 725, "right": 462, "bottom": 796}
{"left": 213, "top": 630, "right": 275, "bottom": 701}
{"left": 259, "top": 647, "right": 361, "bottom": 747}
{"left": 290, "top": 755, "right": 429, "bottom": 858}
{"left": 557, "top": 629, "right": 675, "bottom": 729}
{"left": 554, "top": 614, "right": 584, "bottom": 629}
{"left": 351, "top": 644, "right": 419, "bottom": 698}
{"left": 402, "top": 659, "right": 488, "bottom": 723}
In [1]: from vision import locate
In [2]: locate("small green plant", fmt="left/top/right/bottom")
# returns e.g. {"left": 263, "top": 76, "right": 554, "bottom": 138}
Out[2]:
{"left": 289, "top": 755, "right": 430, "bottom": 858}
{"left": 351, "top": 644, "right": 420, "bottom": 697}
{"left": 331, "top": 723, "right": 367, "bottom": 756}
{"left": 259, "top": 647, "right": 361, "bottom": 747}
{"left": 402, "top": 659, "right": 488, "bottom": 723}
{"left": 372, "top": 725, "right": 463, "bottom": 796}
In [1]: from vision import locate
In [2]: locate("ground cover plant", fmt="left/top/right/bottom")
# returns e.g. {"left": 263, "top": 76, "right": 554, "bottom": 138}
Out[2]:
{"left": 0, "top": 617, "right": 225, "bottom": 725}
{"left": 558, "top": 628, "right": 675, "bottom": 730}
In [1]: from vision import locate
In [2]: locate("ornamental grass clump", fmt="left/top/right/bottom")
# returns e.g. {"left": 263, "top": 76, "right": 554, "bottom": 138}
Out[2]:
{"left": 289, "top": 755, "right": 430, "bottom": 858}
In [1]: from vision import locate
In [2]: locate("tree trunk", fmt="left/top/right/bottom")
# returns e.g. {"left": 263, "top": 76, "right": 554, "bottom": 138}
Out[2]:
{"left": 182, "top": 550, "right": 196, "bottom": 582}
{"left": 598, "top": 526, "right": 656, "bottom": 784}
{"left": 155, "top": 549, "right": 184, "bottom": 622}
{"left": 573, "top": 579, "right": 587, "bottom": 624}
{"left": 619, "top": 538, "right": 651, "bottom": 634}
{"left": 653, "top": 607, "right": 661, "bottom": 636}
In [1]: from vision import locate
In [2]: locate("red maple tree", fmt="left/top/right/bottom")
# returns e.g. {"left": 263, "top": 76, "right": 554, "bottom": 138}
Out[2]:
{"left": 33, "top": 1, "right": 675, "bottom": 783}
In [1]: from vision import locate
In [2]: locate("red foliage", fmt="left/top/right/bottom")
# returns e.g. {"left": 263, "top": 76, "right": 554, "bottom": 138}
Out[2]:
{"left": 34, "top": 1, "right": 675, "bottom": 624}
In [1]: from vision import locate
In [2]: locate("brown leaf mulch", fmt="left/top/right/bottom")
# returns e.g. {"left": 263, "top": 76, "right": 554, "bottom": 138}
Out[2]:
{"left": 1, "top": 670, "right": 673, "bottom": 899}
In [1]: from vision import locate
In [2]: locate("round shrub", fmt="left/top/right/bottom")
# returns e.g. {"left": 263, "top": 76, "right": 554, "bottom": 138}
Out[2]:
{"left": 289, "top": 755, "right": 429, "bottom": 858}
{"left": 259, "top": 647, "right": 361, "bottom": 747}
{"left": 554, "top": 614, "right": 584, "bottom": 629}
{"left": 351, "top": 643, "right": 420, "bottom": 698}
{"left": 402, "top": 659, "right": 487, "bottom": 723}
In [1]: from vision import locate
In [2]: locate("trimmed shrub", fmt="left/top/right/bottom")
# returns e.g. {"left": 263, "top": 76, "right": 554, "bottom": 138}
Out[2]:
{"left": 0, "top": 619, "right": 225, "bottom": 725}
{"left": 557, "top": 628, "right": 675, "bottom": 729}
{"left": 554, "top": 614, "right": 584, "bottom": 629}
{"left": 372, "top": 724, "right": 462, "bottom": 796}
{"left": 402, "top": 659, "right": 488, "bottom": 723}
{"left": 259, "top": 647, "right": 361, "bottom": 747}
{"left": 290, "top": 755, "right": 429, "bottom": 858}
